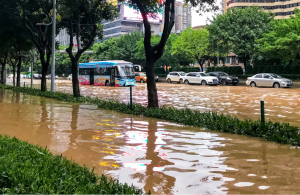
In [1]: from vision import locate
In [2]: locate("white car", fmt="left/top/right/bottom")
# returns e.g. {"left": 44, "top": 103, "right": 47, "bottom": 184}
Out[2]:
{"left": 183, "top": 72, "right": 219, "bottom": 85}
{"left": 68, "top": 74, "right": 72, "bottom": 80}
{"left": 166, "top": 72, "right": 186, "bottom": 83}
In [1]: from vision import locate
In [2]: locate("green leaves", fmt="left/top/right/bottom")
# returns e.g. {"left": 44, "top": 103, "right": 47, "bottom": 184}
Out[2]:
{"left": 1, "top": 84, "right": 300, "bottom": 147}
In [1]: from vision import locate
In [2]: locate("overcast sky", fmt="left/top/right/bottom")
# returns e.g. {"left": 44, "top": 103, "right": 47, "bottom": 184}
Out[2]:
{"left": 190, "top": 0, "right": 222, "bottom": 27}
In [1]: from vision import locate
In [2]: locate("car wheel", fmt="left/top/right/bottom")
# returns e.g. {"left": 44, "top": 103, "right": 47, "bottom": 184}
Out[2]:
{"left": 167, "top": 78, "right": 172, "bottom": 83}
{"left": 233, "top": 83, "right": 238, "bottom": 86}
{"left": 273, "top": 83, "right": 280, "bottom": 88}
{"left": 179, "top": 79, "right": 183, "bottom": 84}
{"left": 184, "top": 80, "right": 189, "bottom": 85}
{"left": 250, "top": 82, "right": 256, "bottom": 87}
{"left": 221, "top": 80, "right": 227, "bottom": 85}
{"left": 201, "top": 80, "right": 207, "bottom": 86}
{"left": 140, "top": 79, "right": 144, "bottom": 83}
{"left": 105, "top": 81, "right": 110, "bottom": 86}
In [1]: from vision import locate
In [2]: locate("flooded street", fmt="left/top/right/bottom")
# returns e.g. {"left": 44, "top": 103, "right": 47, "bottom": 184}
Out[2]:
{"left": 24, "top": 79, "right": 300, "bottom": 126}
{"left": 1, "top": 88, "right": 300, "bottom": 194}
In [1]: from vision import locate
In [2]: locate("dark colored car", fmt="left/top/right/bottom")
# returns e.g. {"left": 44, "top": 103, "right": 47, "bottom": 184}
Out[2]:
{"left": 207, "top": 71, "right": 239, "bottom": 85}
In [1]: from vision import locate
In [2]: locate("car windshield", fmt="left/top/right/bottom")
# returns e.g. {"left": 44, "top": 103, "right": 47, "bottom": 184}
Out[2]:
{"left": 220, "top": 72, "right": 228, "bottom": 76}
{"left": 179, "top": 73, "right": 185, "bottom": 76}
{"left": 270, "top": 74, "right": 282, "bottom": 78}
{"left": 199, "top": 73, "right": 208, "bottom": 76}
{"left": 139, "top": 73, "right": 146, "bottom": 76}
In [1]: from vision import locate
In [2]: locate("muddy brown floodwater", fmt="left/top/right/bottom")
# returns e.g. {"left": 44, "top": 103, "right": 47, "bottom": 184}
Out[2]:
{"left": 1, "top": 89, "right": 300, "bottom": 194}
{"left": 24, "top": 79, "right": 300, "bottom": 126}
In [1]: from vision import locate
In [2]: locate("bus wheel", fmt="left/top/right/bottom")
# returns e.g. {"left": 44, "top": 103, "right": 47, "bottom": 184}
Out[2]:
{"left": 105, "top": 81, "right": 110, "bottom": 86}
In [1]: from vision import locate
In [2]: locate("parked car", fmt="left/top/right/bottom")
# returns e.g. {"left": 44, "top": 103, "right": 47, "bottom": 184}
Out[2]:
{"left": 47, "top": 74, "right": 58, "bottom": 79}
{"left": 33, "top": 74, "right": 40, "bottom": 79}
{"left": 207, "top": 71, "right": 239, "bottom": 85}
{"left": 135, "top": 72, "right": 147, "bottom": 83}
{"left": 155, "top": 75, "right": 159, "bottom": 82}
{"left": 246, "top": 73, "right": 293, "bottom": 88}
{"left": 166, "top": 72, "right": 186, "bottom": 83}
{"left": 68, "top": 74, "right": 72, "bottom": 80}
{"left": 183, "top": 72, "right": 219, "bottom": 85}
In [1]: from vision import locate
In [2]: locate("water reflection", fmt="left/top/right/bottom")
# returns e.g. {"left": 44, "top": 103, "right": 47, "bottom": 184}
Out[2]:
{"left": 2, "top": 89, "right": 300, "bottom": 194}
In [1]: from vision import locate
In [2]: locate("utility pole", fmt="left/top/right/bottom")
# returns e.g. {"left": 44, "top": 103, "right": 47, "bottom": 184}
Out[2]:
{"left": 51, "top": 0, "right": 56, "bottom": 92}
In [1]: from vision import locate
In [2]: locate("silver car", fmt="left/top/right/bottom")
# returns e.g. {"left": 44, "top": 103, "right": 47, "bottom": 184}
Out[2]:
{"left": 246, "top": 73, "right": 293, "bottom": 88}
{"left": 166, "top": 72, "right": 186, "bottom": 83}
{"left": 183, "top": 72, "right": 219, "bottom": 85}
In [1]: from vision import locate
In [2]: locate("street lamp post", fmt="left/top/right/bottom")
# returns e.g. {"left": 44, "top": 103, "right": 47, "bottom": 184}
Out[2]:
{"left": 51, "top": 0, "right": 56, "bottom": 92}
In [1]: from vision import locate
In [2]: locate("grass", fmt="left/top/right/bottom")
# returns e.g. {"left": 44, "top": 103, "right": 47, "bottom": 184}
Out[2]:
{"left": 0, "top": 135, "right": 144, "bottom": 194}
{"left": 1, "top": 84, "right": 300, "bottom": 147}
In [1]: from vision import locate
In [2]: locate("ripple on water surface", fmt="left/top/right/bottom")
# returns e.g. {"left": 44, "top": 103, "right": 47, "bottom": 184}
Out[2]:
{"left": 1, "top": 89, "right": 300, "bottom": 194}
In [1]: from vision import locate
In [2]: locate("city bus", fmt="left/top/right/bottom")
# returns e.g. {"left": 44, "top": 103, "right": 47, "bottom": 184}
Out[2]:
{"left": 78, "top": 60, "right": 136, "bottom": 87}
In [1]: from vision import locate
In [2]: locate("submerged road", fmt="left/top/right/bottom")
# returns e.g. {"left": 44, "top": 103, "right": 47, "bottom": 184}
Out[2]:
{"left": 1, "top": 89, "right": 300, "bottom": 194}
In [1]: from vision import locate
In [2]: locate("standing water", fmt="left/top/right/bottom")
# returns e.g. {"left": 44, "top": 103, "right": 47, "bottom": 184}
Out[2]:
{"left": 1, "top": 89, "right": 300, "bottom": 194}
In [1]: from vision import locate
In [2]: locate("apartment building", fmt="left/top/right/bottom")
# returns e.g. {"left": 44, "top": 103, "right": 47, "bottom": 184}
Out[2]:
{"left": 224, "top": 0, "right": 300, "bottom": 19}
{"left": 101, "top": 2, "right": 162, "bottom": 42}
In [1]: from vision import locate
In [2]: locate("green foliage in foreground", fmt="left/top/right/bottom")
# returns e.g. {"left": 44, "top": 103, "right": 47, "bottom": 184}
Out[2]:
{"left": 0, "top": 135, "right": 144, "bottom": 194}
{"left": 1, "top": 84, "right": 300, "bottom": 147}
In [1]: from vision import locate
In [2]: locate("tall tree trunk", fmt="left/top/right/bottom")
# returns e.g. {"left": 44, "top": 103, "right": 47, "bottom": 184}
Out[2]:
{"left": 17, "top": 56, "right": 21, "bottom": 87}
{"left": 71, "top": 59, "right": 80, "bottom": 97}
{"left": 145, "top": 61, "right": 158, "bottom": 108}
{"left": 243, "top": 54, "right": 247, "bottom": 72}
{"left": 41, "top": 62, "right": 48, "bottom": 92}
{"left": 13, "top": 65, "right": 16, "bottom": 87}
{"left": 196, "top": 58, "right": 204, "bottom": 72}
{"left": 1, "top": 64, "right": 6, "bottom": 84}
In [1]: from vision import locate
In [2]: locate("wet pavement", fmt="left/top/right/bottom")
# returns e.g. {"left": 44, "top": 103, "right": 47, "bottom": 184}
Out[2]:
{"left": 23, "top": 79, "right": 300, "bottom": 127}
{"left": 1, "top": 89, "right": 300, "bottom": 194}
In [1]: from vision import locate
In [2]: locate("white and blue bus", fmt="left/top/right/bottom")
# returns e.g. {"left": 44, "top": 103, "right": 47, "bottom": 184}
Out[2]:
{"left": 78, "top": 60, "right": 135, "bottom": 87}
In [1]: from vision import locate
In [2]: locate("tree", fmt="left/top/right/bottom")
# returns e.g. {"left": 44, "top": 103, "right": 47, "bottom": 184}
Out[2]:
{"left": 58, "top": 0, "right": 118, "bottom": 97}
{"left": 172, "top": 27, "right": 209, "bottom": 71}
{"left": 93, "top": 31, "right": 143, "bottom": 64}
{"left": 135, "top": 33, "right": 194, "bottom": 68}
{"left": 118, "top": 0, "right": 218, "bottom": 107}
{"left": 256, "top": 8, "right": 300, "bottom": 65}
{"left": 207, "top": 6, "right": 274, "bottom": 70}
{"left": 20, "top": 0, "right": 60, "bottom": 91}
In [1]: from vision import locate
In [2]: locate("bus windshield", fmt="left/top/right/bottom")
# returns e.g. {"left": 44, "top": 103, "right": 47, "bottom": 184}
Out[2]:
{"left": 118, "top": 65, "right": 135, "bottom": 79}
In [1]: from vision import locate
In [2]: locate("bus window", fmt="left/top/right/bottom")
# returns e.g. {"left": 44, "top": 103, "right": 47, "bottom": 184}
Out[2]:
{"left": 95, "top": 67, "right": 108, "bottom": 75}
{"left": 79, "top": 68, "right": 90, "bottom": 75}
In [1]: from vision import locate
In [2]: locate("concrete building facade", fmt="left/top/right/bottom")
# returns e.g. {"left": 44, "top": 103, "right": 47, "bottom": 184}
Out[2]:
{"left": 224, "top": 0, "right": 300, "bottom": 19}
{"left": 101, "top": 3, "right": 162, "bottom": 41}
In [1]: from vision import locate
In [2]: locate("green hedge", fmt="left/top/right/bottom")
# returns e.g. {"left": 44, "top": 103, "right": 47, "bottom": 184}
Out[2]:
{"left": 0, "top": 135, "right": 144, "bottom": 194}
{"left": 1, "top": 84, "right": 300, "bottom": 147}
{"left": 206, "top": 66, "right": 243, "bottom": 75}
{"left": 154, "top": 67, "right": 200, "bottom": 74}
{"left": 235, "top": 74, "right": 300, "bottom": 80}
{"left": 246, "top": 65, "right": 300, "bottom": 75}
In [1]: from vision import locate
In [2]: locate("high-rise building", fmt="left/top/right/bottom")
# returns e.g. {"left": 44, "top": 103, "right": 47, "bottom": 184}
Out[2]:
{"left": 224, "top": 0, "right": 299, "bottom": 19}
{"left": 161, "top": 1, "right": 192, "bottom": 34}
{"left": 101, "top": 2, "right": 162, "bottom": 41}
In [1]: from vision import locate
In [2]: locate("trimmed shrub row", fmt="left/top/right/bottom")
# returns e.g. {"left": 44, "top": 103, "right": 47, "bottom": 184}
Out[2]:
{"left": 154, "top": 67, "right": 200, "bottom": 74}
{"left": 1, "top": 84, "right": 300, "bottom": 147}
{"left": 246, "top": 65, "right": 300, "bottom": 75}
{"left": 0, "top": 135, "right": 144, "bottom": 194}
{"left": 206, "top": 66, "right": 243, "bottom": 75}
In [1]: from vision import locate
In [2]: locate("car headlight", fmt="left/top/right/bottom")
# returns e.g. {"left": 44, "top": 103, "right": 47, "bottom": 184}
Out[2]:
{"left": 227, "top": 77, "right": 232, "bottom": 80}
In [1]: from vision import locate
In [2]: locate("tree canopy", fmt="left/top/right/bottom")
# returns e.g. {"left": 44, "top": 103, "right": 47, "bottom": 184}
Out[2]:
{"left": 207, "top": 6, "right": 274, "bottom": 69}
{"left": 256, "top": 8, "right": 300, "bottom": 65}
{"left": 172, "top": 27, "right": 209, "bottom": 71}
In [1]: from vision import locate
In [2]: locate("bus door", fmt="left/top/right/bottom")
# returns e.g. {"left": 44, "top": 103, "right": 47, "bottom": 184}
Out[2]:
{"left": 110, "top": 67, "right": 117, "bottom": 86}
{"left": 90, "top": 68, "right": 94, "bottom": 85}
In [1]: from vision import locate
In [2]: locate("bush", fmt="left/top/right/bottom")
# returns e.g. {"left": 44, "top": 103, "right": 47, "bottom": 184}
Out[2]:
{"left": 206, "top": 66, "right": 243, "bottom": 75}
{"left": 245, "top": 65, "right": 300, "bottom": 75}
{"left": 1, "top": 84, "right": 300, "bottom": 147}
{"left": 0, "top": 135, "right": 144, "bottom": 194}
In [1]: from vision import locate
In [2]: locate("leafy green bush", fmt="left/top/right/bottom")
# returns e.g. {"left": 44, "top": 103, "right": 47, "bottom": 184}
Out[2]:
{"left": 206, "top": 66, "right": 243, "bottom": 75}
{"left": 245, "top": 65, "right": 300, "bottom": 74}
{"left": 154, "top": 67, "right": 200, "bottom": 74}
{"left": 235, "top": 74, "right": 300, "bottom": 81}
{"left": 1, "top": 84, "right": 300, "bottom": 147}
{"left": 0, "top": 135, "right": 144, "bottom": 194}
